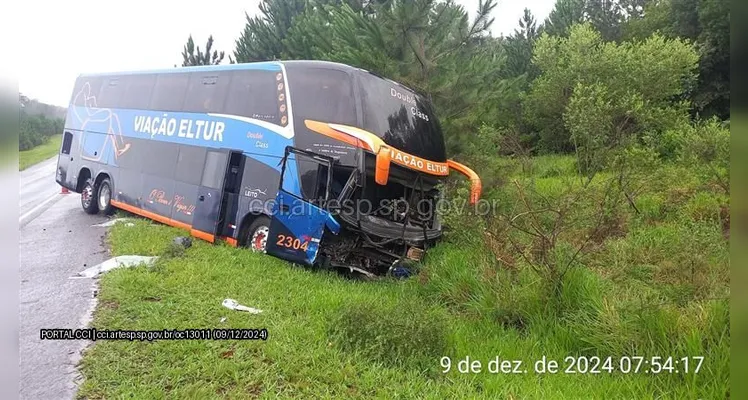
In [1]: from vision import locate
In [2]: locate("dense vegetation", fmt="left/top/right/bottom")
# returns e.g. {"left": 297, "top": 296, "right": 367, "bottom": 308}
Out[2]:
{"left": 77, "top": 0, "right": 729, "bottom": 398}
{"left": 18, "top": 95, "right": 65, "bottom": 152}
{"left": 19, "top": 112, "right": 63, "bottom": 152}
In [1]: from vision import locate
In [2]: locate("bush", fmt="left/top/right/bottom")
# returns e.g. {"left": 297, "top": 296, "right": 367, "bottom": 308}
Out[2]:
{"left": 678, "top": 118, "right": 729, "bottom": 193}
{"left": 19, "top": 112, "right": 64, "bottom": 151}
{"left": 328, "top": 298, "right": 451, "bottom": 371}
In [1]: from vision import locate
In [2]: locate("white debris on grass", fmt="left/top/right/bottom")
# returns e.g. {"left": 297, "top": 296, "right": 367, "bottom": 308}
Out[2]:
{"left": 222, "top": 298, "right": 263, "bottom": 314}
{"left": 69, "top": 256, "right": 159, "bottom": 279}
{"left": 91, "top": 218, "right": 134, "bottom": 227}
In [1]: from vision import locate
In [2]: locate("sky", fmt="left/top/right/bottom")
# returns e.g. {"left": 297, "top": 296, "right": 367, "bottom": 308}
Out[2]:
{"left": 12, "top": 0, "right": 554, "bottom": 108}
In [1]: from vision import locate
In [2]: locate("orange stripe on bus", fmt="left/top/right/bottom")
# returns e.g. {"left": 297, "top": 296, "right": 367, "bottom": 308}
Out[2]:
{"left": 111, "top": 200, "right": 191, "bottom": 230}
{"left": 110, "top": 200, "right": 217, "bottom": 243}
{"left": 190, "top": 229, "right": 215, "bottom": 243}
{"left": 304, "top": 120, "right": 373, "bottom": 151}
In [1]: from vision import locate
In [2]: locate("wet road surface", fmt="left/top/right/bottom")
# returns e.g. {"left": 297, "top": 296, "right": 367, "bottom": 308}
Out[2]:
{"left": 19, "top": 157, "right": 109, "bottom": 400}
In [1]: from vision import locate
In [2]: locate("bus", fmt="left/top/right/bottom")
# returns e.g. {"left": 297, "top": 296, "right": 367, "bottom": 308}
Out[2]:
{"left": 56, "top": 60, "right": 481, "bottom": 278}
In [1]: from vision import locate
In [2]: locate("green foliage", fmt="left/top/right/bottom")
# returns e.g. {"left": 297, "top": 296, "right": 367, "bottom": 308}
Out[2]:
{"left": 542, "top": 0, "right": 648, "bottom": 41}
{"left": 19, "top": 111, "right": 63, "bottom": 151}
{"left": 181, "top": 35, "right": 228, "bottom": 66}
{"left": 543, "top": 0, "right": 586, "bottom": 38}
{"left": 526, "top": 23, "right": 698, "bottom": 155}
{"left": 622, "top": 0, "right": 730, "bottom": 119}
{"left": 233, "top": 0, "right": 307, "bottom": 62}
{"left": 502, "top": 9, "right": 541, "bottom": 80}
{"left": 678, "top": 118, "right": 730, "bottom": 193}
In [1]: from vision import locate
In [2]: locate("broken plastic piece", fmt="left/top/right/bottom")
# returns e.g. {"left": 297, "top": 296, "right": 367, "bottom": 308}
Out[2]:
{"left": 70, "top": 256, "right": 159, "bottom": 279}
{"left": 91, "top": 218, "right": 133, "bottom": 227}
{"left": 222, "top": 298, "right": 263, "bottom": 314}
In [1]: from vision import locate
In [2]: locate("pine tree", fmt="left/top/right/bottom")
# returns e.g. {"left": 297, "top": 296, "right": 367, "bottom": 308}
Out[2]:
{"left": 233, "top": 0, "right": 307, "bottom": 62}
{"left": 503, "top": 8, "right": 541, "bottom": 80}
{"left": 181, "top": 35, "right": 228, "bottom": 66}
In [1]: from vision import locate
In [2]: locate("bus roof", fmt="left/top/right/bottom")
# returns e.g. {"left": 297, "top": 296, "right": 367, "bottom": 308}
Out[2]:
{"left": 77, "top": 60, "right": 358, "bottom": 78}
{"left": 77, "top": 59, "right": 424, "bottom": 102}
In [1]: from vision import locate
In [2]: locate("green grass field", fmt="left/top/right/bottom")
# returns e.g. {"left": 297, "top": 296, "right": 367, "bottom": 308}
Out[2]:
{"left": 19, "top": 134, "right": 61, "bottom": 170}
{"left": 76, "top": 155, "right": 729, "bottom": 399}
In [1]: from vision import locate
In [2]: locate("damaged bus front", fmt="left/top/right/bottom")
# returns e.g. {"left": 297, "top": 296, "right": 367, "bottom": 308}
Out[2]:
{"left": 263, "top": 62, "right": 482, "bottom": 278}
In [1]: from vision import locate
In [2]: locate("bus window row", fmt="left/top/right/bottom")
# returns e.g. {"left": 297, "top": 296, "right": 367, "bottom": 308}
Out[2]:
{"left": 72, "top": 70, "right": 282, "bottom": 125}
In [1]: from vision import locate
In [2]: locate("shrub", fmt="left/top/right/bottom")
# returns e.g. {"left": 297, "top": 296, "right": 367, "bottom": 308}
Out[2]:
{"left": 678, "top": 118, "right": 729, "bottom": 193}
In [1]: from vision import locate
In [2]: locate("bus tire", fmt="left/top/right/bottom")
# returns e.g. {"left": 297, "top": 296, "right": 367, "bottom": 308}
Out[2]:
{"left": 81, "top": 178, "right": 99, "bottom": 215}
{"left": 97, "top": 177, "right": 115, "bottom": 216}
{"left": 246, "top": 216, "right": 271, "bottom": 253}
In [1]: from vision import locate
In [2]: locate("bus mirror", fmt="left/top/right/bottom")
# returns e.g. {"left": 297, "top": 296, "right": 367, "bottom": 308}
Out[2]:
{"left": 446, "top": 159, "right": 482, "bottom": 205}
{"left": 375, "top": 146, "right": 391, "bottom": 185}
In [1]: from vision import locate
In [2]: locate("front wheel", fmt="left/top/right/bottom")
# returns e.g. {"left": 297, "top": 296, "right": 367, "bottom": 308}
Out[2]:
{"left": 81, "top": 178, "right": 99, "bottom": 215}
{"left": 245, "top": 216, "right": 271, "bottom": 253}
{"left": 97, "top": 178, "right": 115, "bottom": 215}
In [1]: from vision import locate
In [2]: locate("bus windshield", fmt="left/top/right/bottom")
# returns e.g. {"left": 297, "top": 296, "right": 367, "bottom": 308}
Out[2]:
{"left": 357, "top": 72, "right": 446, "bottom": 162}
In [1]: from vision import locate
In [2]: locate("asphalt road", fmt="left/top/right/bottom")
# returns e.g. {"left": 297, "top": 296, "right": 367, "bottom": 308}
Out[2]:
{"left": 19, "top": 156, "right": 109, "bottom": 400}
{"left": 19, "top": 157, "right": 61, "bottom": 224}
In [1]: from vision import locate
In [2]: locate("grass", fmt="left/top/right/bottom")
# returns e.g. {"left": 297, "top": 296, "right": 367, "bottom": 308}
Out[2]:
{"left": 19, "top": 134, "right": 61, "bottom": 170}
{"left": 76, "top": 154, "right": 730, "bottom": 399}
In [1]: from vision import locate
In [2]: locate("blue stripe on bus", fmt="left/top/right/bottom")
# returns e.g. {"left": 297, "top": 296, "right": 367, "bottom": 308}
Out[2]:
{"left": 67, "top": 105, "right": 303, "bottom": 196}
{"left": 78, "top": 62, "right": 282, "bottom": 77}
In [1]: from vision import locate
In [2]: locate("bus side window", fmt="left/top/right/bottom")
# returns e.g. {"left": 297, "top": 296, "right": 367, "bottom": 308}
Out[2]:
{"left": 61, "top": 132, "right": 73, "bottom": 155}
{"left": 201, "top": 151, "right": 228, "bottom": 189}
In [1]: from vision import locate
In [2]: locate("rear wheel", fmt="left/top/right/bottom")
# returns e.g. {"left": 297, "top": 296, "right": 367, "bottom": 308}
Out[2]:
{"left": 97, "top": 178, "right": 115, "bottom": 215}
{"left": 81, "top": 178, "right": 99, "bottom": 215}
{"left": 245, "top": 216, "right": 271, "bottom": 253}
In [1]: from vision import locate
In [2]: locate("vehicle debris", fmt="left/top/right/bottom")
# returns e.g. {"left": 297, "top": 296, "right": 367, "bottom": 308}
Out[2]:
{"left": 222, "top": 298, "right": 263, "bottom": 314}
{"left": 173, "top": 236, "right": 192, "bottom": 248}
{"left": 69, "top": 256, "right": 159, "bottom": 279}
{"left": 91, "top": 218, "right": 133, "bottom": 227}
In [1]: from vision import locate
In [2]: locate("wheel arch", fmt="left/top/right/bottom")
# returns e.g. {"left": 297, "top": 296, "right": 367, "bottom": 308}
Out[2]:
{"left": 237, "top": 211, "right": 270, "bottom": 247}
{"left": 94, "top": 170, "right": 113, "bottom": 189}
{"left": 75, "top": 167, "right": 93, "bottom": 192}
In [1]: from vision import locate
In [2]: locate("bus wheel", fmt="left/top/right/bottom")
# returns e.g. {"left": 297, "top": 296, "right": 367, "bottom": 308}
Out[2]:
{"left": 247, "top": 216, "right": 270, "bottom": 253}
{"left": 97, "top": 178, "right": 115, "bottom": 215}
{"left": 81, "top": 178, "right": 99, "bottom": 215}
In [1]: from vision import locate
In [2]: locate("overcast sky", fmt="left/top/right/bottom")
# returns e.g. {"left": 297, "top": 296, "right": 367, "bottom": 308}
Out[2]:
{"left": 14, "top": 0, "right": 554, "bottom": 107}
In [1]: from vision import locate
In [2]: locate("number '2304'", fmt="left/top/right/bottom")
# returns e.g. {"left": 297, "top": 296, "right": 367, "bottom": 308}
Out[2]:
{"left": 276, "top": 234, "right": 309, "bottom": 251}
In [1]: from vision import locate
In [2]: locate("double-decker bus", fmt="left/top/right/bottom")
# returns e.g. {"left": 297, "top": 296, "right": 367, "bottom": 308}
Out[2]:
{"left": 56, "top": 60, "right": 481, "bottom": 278}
